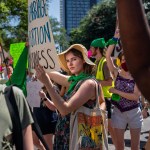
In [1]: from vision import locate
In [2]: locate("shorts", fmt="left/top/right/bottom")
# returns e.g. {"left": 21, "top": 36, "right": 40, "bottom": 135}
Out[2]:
{"left": 39, "top": 121, "right": 57, "bottom": 135}
{"left": 33, "top": 107, "right": 58, "bottom": 135}
{"left": 105, "top": 98, "right": 112, "bottom": 119}
{"left": 111, "top": 107, "right": 143, "bottom": 129}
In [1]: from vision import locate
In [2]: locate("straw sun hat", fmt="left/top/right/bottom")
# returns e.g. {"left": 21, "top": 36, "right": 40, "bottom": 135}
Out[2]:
{"left": 58, "top": 44, "right": 95, "bottom": 72}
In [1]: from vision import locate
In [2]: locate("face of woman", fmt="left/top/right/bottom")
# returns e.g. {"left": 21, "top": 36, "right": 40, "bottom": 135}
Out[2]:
{"left": 120, "top": 55, "right": 128, "bottom": 72}
{"left": 65, "top": 51, "right": 85, "bottom": 75}
{"left": 121, "top": 55, "right": 126, "bottom": 63}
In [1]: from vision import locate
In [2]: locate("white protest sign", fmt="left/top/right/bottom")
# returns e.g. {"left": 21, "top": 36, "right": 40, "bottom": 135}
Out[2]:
{"left": 26, "top": 80, "right": 43, "bottom": 108}
{"left": 28, "top": 0, "right": 60, "bottom": 73}
{"left": 114, "top": 39, "right": 122, "bottom": 57}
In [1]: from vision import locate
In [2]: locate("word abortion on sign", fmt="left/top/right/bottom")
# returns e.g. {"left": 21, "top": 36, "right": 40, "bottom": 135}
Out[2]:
{"left": 28, "top": 0, "right": 60, "bottom": 73}
{"left": 29, "top": 21, "right": 51, "bottom": 47}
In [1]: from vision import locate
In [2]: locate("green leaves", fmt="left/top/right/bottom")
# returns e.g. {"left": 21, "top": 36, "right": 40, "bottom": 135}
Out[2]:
{"left": 0, "top": 0, "right": 27, "bottom": 50}
{"left": 70, "top": 0, "right": 116, "bottom": 49}
{"left": 50, "top": 17, "right": 69, "bottom": 52}
{"left": 69, "top": 0, "right": 149, "bottom": 49}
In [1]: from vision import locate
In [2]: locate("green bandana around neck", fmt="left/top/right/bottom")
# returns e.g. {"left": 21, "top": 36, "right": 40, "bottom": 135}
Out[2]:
{"left": 66, "top": 72, "right": 93, "bottom": 95}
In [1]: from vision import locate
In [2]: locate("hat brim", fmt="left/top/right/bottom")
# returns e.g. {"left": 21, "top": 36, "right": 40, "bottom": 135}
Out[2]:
{"left": 58, "top": 44, "right": 95, "bottom": 72}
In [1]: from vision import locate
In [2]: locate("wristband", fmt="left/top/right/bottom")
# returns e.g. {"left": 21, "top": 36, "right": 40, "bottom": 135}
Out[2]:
{"left": 144, "top": 107, "right": 148, "bottom": 111}
{"left": 43, "top": 98, "right": 47, "bottom": 101}
{"left": 106, "top": 37, "right": 118, "bottom": 46}
{"left": 112, "top": 37, "right": 119, "bottom": 42}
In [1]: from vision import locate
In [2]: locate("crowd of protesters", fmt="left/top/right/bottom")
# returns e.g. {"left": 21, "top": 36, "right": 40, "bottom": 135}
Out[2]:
{"left": 0, "top": 0, "right": 150, "bottom": 150}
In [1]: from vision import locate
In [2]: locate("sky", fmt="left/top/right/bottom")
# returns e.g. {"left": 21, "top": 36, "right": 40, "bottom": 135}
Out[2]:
{"left": 48, "top": 0, "right": 60, "bottom": 22}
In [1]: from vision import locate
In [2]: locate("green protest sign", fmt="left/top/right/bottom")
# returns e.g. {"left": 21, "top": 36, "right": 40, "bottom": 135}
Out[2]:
{"left": 10, "top": 43, "right": 25, "bottom": 68}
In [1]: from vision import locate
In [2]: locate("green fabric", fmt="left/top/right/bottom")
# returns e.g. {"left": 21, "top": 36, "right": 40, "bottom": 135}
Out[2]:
{"left": 67, "top": 72, "right": 93, "bottom": 95}
{"left": 10, "top": 42, "right": 26, "bottom": 68}
{"left": 6, "top": 46, "right": 28, "bottom": 96}
{"left": 96, "top": 57, "right": 113, "bottom": 98}
{"left": 106, "top": 38, "right": 118, "bottom": 46}
{"left": 91, "top": 38, "right": 106, "bottom": 49}
{"left": 0, "top": 84, "right": 33, "bottom": 150}
{"left": 111, "top": 93, "right": 120, "bottom": 102}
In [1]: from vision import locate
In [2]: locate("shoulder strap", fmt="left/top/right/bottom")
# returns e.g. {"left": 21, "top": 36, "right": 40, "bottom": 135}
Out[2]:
{"left": 93, "top": 79, "right": 100, "bottom": 108}
{"left": 4, "top": 85, "right": 23, "bottom": 150}
{"left": 72, "top": 77, "right": 95, "bottom": 93}
{"left": 72, "top": 78, "right": 100, "bottom": 108}
{"left": 4, "top": 85, "right": 50, "bottom": 150}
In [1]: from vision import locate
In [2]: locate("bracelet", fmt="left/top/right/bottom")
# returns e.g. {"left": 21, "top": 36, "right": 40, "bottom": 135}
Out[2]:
{"left": 112, "top": 37, "right": 119, "bottom": 42}
{"left": 43, "top": 98, "right": 47, "bottom": 101}
{"left": 106, "top": 37, "right": 118, "bottom": 46}
{"left": 144, "top": 107, "right": 148, "bottom": 111}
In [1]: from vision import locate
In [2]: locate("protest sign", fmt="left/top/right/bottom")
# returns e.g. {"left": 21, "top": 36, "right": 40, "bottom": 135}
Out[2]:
{"left": 26, "top": 80, "right": 42, "bottom": 108}
{"left": 10, "top": 43, "right": 25, "bottom": 68}
{"left": 113, "top": 39, "right": 122, "bottom": 57}
{"left": 28, "top": 0, "right": 60, "bottom": 73}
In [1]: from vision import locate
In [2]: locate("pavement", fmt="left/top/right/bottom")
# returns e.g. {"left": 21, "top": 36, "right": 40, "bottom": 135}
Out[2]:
{"left": 108, "top": 116, "right": 150, "bottom": 150}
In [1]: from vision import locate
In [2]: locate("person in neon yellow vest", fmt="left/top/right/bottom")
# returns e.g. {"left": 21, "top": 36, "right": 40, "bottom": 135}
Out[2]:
{"left": 90, "top": 38, "right": 116, "bottom": 147}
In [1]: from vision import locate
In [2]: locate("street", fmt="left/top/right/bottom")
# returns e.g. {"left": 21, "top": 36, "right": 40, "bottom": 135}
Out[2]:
{"left": 108, "top": 116, "right": 150, "bottom": 149}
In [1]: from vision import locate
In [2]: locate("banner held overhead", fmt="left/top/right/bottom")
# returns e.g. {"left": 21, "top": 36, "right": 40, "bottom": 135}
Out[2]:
{"left": 28, "top": 0, "right": 60, "bottom": 73}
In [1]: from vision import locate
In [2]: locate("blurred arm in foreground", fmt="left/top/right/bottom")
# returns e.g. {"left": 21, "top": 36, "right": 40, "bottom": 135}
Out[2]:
{"left": 117, "top": 0, "right": 150, "bottom": 100}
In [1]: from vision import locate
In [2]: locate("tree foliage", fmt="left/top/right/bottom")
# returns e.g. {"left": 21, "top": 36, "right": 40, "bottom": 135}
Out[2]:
{"left": 143, "top": 0, "right": 150, "bottom": 24}
{"left": 0, "top": 0, "right": 28, "bottom": 50}
{"left": 70, "top": 0, "right": 116, "bottom": 49}
{"left": 50, "top": 17, "right": 69, "bottom": 52}
{"left": 70, "top": 0, "right": 150, "bottom": 49}
{"left": 0, "top": 0, "right": 68, "bottom": 52}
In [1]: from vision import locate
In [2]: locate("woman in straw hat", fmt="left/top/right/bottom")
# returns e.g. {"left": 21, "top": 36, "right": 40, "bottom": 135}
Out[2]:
{"left": 35, "top": 44, "right": 106, "bottom": 149}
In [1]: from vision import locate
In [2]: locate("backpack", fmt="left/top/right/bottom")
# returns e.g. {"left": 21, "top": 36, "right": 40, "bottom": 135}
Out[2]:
{"left": 4, "top": 85, "right": 50, "bottom": 150}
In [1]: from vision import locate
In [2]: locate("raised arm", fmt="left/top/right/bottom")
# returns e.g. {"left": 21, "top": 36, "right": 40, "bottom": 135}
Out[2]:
{"left": 35, "top": 65, "right": 96, "bottom": 116}
{"left": 117, "top": 0, "right": 150, "bottom": 100}
{"left": 105, "top": 45, "right": 117, "bottom": 77}
{"left": 48, "top": 71, "right": 70, "bottom": 87}
{"left": 106, "top": 30, "right": 120, "bottom": 78}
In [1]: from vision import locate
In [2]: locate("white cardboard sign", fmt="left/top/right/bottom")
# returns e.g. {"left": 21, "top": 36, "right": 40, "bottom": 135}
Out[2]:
{"left": 28, "top": 0, "right": 60, "bottom": 73}
{"left": 26, "top": 80, "right": 43, "bottom": 108}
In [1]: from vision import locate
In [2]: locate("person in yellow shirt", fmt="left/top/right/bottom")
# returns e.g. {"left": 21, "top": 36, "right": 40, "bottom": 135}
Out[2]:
{"left": 90, "top": 38, "right": 116, "bottom": 146}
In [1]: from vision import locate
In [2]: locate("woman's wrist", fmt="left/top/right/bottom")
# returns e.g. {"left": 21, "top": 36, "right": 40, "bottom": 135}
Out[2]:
{"left": 144, "top": 107, "right": 148, "bottom": 111}
{"left": 42, "top": 97, "right": 47, "bottom": 102}
{"left": 45, "top": 78, "right": 53, "bottom": 89}
{"left": 112, "top": 37, "right": 119, "bottom": 42}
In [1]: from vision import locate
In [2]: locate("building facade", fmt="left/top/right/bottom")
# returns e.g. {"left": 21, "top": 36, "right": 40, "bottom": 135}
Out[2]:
{"left": 60, "top": 0, "right": 102, "bottom": 35}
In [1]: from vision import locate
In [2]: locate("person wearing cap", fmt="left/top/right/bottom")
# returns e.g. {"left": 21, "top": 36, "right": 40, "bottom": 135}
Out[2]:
{"left": 35, "top": 44, "right": 106, "bottom": 149}
{"left": 106, "top": 29, "right": 142, "bottom": 150}
{"left": 90, "top": 38, "right": 116, "bottom": 146}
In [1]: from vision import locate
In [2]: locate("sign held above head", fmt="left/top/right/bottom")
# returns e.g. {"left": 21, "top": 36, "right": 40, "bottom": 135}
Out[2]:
{"left": 28, "top": 0, "right": 60, "bottom": 73}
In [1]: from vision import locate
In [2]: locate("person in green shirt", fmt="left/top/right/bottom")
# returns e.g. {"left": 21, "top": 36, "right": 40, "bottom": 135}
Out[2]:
{"left": 0, "top": 84, "right": 34, "bottom": 150}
